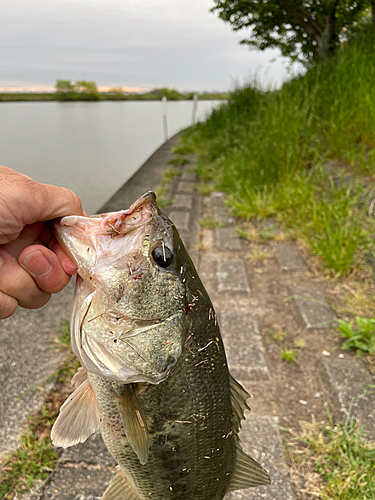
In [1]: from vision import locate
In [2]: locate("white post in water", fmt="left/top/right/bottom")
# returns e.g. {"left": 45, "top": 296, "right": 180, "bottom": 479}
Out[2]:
{"left": 162, "top": 96, "right": 168, "bottom": 141}
{"left": 191, "top": 94, "right": 199, "bottom": 125}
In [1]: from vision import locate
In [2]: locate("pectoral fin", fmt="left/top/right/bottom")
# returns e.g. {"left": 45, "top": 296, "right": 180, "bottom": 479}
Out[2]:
{"left": 51, "top": 378, "right": 99, "bottom": 448}
{"left": 103, "top": 466, "right": 141, "bottom": 500}
{"left": 114, "top": 385, "right": 149, "bottom": 465}
{"left": 227, "top": 444, "right": 271, "bottom": 492}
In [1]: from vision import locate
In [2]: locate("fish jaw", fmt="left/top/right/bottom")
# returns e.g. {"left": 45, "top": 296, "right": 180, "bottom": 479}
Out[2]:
{"left": 54, "top": 191, "right": 189, "bottom": 384}
{"left": 53, "top": 191, "right": 159, "bottom": 285}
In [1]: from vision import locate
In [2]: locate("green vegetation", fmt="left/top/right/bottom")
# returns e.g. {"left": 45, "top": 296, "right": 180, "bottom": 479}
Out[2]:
{"left": 0, "top": 321, "right": 79, "bottom": 498}
{"left": 212, "top": 0, "right": 371, "bottom": 64}
{"left": 294, "top": 338, "right": 307, "bottom": 349}
{"left": 55, "top": 79, "right": 102, "bottom": 101}
{"left": 0, "top": 86, "right": 227, "bottom": 102}
{"left": 168, "top": 156, "right": 190, "bottom": 166}
{"left": 265, "top": 328, "right": 287, "bottom": 342}
{"left": 182, "top": 26, "right": 375, "bottom": 277}
{"left": 199, "top": 216, "right": 222, "bottom": 229}
{"left": 289, "top": 412, "right": 375, "bottom": 499}
{"left": 280, "top": 349, "right": 296, "bottom": 363}
{"left": 335, "top": 316, "right": 375, "bottom": 355}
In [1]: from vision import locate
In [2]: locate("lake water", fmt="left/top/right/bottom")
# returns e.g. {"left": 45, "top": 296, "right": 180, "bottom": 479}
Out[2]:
{"left": 0, "top": 100, "right": 220, "bottom": 213}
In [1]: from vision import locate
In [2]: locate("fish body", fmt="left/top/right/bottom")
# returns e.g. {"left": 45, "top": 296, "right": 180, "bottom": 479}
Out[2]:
{"left": 52, "top": 192, "right": 270, "bottom": 499}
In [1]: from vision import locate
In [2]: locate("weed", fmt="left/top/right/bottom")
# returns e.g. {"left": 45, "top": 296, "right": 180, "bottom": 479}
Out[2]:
{"left": 183, "top": 28, "right": 375, "bottom": 277}
{"left": 196, "top": 183, "right": 216, "bottom": 196}
{"left": 168, "top": 156, "right": 189, "bottom": 167}
{"left": 199, "top": 216, "right": 222, "bottom": 229}
{"left": 280, "top": 349, "right": 296, "bottom": 362}
{"left": 294, "top": 338, "right": 307, "bottom": 349}
{"left": 335, "top": 316, "right": 375, "bottom": 355}
{"left": 162, "top": 167, "right": 182, "bottom": 183}
{"left": 289, "top": 411, "right": 375, "bottom": 499}
{"left": 265, "top": 328, "right": 287, "bottom": 342}
{"left": 248, "top": 249, "right": 270, "bottom": 261}
{"left": 155, "top": 196, "right": 173, "bottom": 209}
{"left": 172, "top": 144, "right": 194, "bottom": 155}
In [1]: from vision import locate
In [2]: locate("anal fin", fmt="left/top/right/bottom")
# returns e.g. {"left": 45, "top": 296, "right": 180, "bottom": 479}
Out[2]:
{"left": 114, "top": 385, "right": 149, "bottom": 465}
{"left": 227, "top": 445, "right": 271, "bottom": 492}
{"left": 51, "top": 377, "right": 99, "bottom": 448}
{"left": 229, "top": 374, "right": 251, "bottom": 433}
{"left": 103, "top": 467, "right": 141, "bottom": 500}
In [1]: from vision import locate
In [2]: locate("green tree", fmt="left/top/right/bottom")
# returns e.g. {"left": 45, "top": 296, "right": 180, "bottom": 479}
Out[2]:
{"left": 54, "top": 80, "right": 78, "bottom": 101}
{"left": 75, "top": 80, "right": 102, "bottom": 101}
{"left": 211, "top": 0, "right": 370, "bottom": 66}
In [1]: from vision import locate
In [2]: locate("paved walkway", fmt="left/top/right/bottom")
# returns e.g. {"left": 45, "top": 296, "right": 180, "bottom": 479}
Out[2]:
{"left": 3, "top": 133, "right": 374, "bottom": 500}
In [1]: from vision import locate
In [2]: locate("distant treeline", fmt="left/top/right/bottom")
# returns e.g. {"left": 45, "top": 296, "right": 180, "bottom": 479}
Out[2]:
{"left": 0, "top": 80, "right": 227, "bottom": 102}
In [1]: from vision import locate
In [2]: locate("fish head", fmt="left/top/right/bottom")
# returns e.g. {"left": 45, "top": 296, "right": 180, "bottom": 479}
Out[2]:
{"left": 53, "top": 192, "right": 189, "bottom": 384}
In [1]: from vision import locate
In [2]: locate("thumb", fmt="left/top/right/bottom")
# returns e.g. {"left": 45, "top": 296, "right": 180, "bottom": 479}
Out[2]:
{"left": 28, "top": 181, "right": 85, "bottom": 223}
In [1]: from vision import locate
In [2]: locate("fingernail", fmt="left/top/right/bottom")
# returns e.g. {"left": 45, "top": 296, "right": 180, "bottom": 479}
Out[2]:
{"left": 0, "top": 256, "right": 3, "bottom": 268}
{"left": 23, "top": 251, "right": 52, "bottom": 277}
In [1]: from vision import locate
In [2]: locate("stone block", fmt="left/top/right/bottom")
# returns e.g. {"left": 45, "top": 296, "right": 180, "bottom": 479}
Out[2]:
{"left": 180, "top": 171, "right": 197, "bottom": 182}
{"left": 271, "top": 244, "right": 306, "bottom": 272}
{"left": 213, "top": 206, "right": 234, "bottom": 225}
{"left": 44, "top": 467, "right": 112, "bottom": 500}
{"left": 59, "top": 432, "right": 115, "bottom": 467}
{"left": 173, "top": 193, "right": 194, "bottom": 210}
{"left": 321, "top": 357, "right": 375, "bottom": 437}
{"left": 168, "top": 210, "right": 191, "bottom": 232}
{"left": 219, "top": 310, "right": 269, "bottom": 381}
{"left": 217, "top": 259, "right": 251, "bottom": 294}
{"left": 176, "top": 181, "right": 194, "bottom": 194}
{"left": 289, "top": 286, "right": 334, "bottom": 329}
{"left": 225, "top": 416, "right": 295, "bottom": 499}
{"left": 214, "top": 228, "right": 241, "bottom": 251}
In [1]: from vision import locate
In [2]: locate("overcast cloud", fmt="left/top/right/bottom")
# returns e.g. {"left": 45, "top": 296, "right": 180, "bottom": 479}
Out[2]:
{"left": 1, "top": 0, "right": 292, "bottom": 92}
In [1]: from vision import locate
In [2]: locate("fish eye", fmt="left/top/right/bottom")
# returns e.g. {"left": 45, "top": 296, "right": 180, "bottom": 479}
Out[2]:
{"left": 152, "top": 245, "right": 173, "bottom": 268}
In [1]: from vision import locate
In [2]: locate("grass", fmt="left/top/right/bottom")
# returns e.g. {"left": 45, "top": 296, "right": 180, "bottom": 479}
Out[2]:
{"left": 280, "top": 349, "right": 296, "bottom": 363}
{"left": 0, "top": 321, "right": 79, "bottom": 498}
{"left": 199, "top": 216, "right": 222, "bottom": 229}
{"left": 181, "top": 26, "right": 375, "bottom": 278}
{"left": 265, "top": 328, "right": 287, "bottom": 342}
{"left": 168, "top": 156, "right": 190, "bottom": 166}
{"left": 289, "top": 411, "right": 375, "bottom": 499}
{"left": 335, "top": 316, "right": 375, "bottom": 355}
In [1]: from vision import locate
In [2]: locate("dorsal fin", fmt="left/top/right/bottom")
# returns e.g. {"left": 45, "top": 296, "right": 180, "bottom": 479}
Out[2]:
{"left": 51, "top": 378, "right": 99, "bottom": 448}
{"left": 227, "top": 444, "right": 271, "bottom": 492}
{"left": 114, "top": 385, "right": 149, "bottom": 465}
{"left": 229, "top": 374, "right": 251, "bottom": 433}
{"left": 103, "top": 466, "right": 141, "bottom": 500}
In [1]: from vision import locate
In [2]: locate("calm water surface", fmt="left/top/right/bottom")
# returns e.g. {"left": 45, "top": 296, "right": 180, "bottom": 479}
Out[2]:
{"left": 0, "top": 100, "right": 220, "bottom": 213}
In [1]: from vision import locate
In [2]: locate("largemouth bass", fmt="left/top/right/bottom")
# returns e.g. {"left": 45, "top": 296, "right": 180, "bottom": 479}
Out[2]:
{"left": 51, "top": 192, "right": 270, "bottom": 499}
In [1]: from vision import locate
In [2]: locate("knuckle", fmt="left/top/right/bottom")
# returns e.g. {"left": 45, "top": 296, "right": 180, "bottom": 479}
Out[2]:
{"left": 0, "top": 292, "right": 18, "bottom": 319}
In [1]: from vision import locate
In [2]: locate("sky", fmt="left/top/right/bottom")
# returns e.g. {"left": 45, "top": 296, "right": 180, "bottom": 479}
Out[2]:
{"left": 0, "top": 0, "right": 294, "bottom": 93}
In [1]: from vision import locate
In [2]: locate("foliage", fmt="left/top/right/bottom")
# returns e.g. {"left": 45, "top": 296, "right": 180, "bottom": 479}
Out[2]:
{"left": 280, "top": 349, "right": 296, "bottom": 362}
{"left": 182, "top": 27, "right": 375, "bottom": 276}
{"left": 290, "top": 412, "right": 375, "bottom": 499}
{"left": 335, "top": 316, "right": 375, "bottom": 354}
{"left": 211, "top": 0, "right": 370, "bottom": 65}
{"left": 54, "top": 79, "right": 102, "bottom": 101}
{"left": 168, "top": 156, "right": 190, "bottom": 166}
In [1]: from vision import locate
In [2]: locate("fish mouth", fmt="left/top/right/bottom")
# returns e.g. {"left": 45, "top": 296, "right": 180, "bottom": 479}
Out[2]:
{"left": 52, "top": 191, "right": 159, "bottom": 269}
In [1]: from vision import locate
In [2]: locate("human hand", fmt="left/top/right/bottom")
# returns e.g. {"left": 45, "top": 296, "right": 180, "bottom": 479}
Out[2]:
{"left": 0, "top": 165, "right": 84, "bottom": 319}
